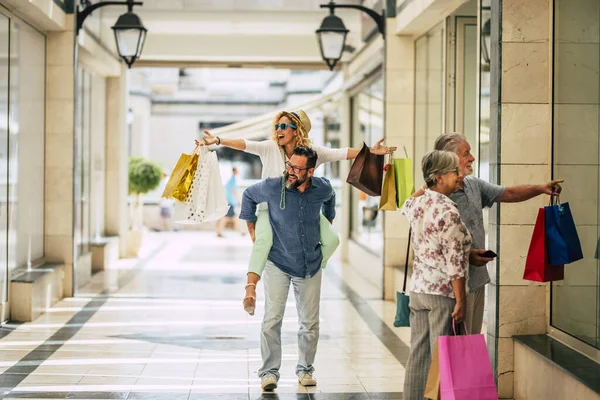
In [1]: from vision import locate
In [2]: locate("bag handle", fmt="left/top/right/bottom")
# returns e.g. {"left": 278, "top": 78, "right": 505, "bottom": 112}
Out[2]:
{"left": 403, "top": 146, "right": 409, "bottom": 158}
{"left": 452, "top": 318, "right": 469, "bottom": 336}
{"left": 402, "top": 228, "right": 411, "bottom": 293}
{"left": 549, "top": 191, "right": 561, "bottom": 206}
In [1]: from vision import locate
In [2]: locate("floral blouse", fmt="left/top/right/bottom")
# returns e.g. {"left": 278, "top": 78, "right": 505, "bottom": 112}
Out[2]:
{"left": 401, "top": 189, "right": 472, "bottom": 298}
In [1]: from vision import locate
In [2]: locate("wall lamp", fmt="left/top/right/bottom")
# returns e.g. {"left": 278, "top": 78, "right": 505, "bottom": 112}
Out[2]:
{"left": 76, "top": 0, "right": 147, "bottom": 68}
{"left": 316, "top": 1, "right": 385, "bottom": 71}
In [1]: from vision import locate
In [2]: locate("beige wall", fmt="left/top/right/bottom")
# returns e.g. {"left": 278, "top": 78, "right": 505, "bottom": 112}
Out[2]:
{"left": 383, "top": 20, "right": 415, "bottom": 301}
{"left": 45, "top": 16, "right": 76, "bottom": 296}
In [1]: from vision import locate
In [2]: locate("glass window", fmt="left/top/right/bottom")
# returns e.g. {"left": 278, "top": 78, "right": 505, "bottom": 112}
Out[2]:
{"left": 0, "top": 13, "right": 8, "bottom": 301}
{"left": 8, "top": 18, "right": 45, "bottom": 270}
{"left": 414, "top": 23, "right": 445, "bottom": 186}
{"left": 350, "top": 75, "right": 384, "bottom": 254}
{"left": 551, "top": 0, "right": 600, "bottom": 349}
{"left": 75, "top": 68, "right": 92, "bottom": 256}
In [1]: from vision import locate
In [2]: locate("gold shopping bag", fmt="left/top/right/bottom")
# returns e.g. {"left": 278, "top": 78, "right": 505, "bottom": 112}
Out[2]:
{"left": 379, "top": 154, "right": 397, "bottom": 211}
{"left": 424, "top": 341, "right": 441, "bottom": 400}
{"left": 161, "top": 146, "right": 200, "bottom": 202}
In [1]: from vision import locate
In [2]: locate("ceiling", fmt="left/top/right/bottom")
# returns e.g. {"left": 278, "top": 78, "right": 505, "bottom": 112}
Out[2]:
{"left": 92, "top": 0, "right": 364, "bottom": 69}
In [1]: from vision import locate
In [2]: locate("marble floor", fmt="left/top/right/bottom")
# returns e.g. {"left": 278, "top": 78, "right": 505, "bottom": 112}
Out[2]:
{"left": 0, "top": 231, "right": 410, "bottom": 400}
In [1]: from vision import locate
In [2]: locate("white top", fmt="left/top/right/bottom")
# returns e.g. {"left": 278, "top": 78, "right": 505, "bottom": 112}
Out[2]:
{"left": 401, "top": 189, "right": 472, "bottom": 298}
{"left": 244, "top": 139, "right": 349, "bottom": 180}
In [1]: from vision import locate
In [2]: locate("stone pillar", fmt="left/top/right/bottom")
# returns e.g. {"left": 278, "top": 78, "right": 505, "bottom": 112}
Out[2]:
{"left": 382, "top": 19, "right": 415, "bottom": 301}
{"left": 105, "top": 66, "right": 129, "bottom": 258}
{"left": 488, "top": 0, "right": 552, "bottom": 397}
{"left": 339, "top": 90, "right": 352, "bottom": 263}
{"left": 45, "top": 15, "right": 76, "bottom": 296}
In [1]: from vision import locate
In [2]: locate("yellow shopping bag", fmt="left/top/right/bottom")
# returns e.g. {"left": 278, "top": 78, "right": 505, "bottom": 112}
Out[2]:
{"left": 161, "top": 146, "right": 200, "bottom": 202}
{"left": 394, "top": 147, "right": 414, "bottom": 208}
{"left": 379, "top": 154, "right": 397, "bottom": 210}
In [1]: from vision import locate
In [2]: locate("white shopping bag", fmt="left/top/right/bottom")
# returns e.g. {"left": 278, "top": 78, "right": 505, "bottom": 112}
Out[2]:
{"left": 176, "top": 148, "right": 228, "bottom": 224}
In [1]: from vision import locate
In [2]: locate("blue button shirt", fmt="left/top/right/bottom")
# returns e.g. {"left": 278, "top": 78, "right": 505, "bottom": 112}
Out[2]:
{"left": 239, "top": 176, "right": 336, "bottom": 278}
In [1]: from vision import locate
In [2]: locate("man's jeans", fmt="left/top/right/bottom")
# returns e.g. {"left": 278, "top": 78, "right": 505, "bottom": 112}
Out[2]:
{"left": 258, "top": 261, "right": 322, "bottom": 381}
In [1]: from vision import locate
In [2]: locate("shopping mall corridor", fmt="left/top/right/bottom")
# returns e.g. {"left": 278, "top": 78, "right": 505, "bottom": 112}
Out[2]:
{"left": 0, "top": 232, "right": 408, "bottom": 400}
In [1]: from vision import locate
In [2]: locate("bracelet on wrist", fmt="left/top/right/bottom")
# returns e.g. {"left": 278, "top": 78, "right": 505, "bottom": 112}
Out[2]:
{"left": 216, "top": 136, "right": 221, "bottom": 146}
{"left": 245, "top": 283, "right": 256, "bottom": 289}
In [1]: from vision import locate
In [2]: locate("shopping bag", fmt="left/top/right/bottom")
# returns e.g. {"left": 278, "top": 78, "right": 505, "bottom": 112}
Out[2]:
{"left": 394, "top": 229, "right": 412, "bottom": 327}
{"left": 438, "top": 322, "right": 498, "bottom": 400}
{"left": 545, "top": 194, "right": 583, "bottom": 265}
{"left": 202, "top": 150, "right": 229, "bottom": 222}
{"left": 424, "top": 341, "right": 440, "bottom": 400}
{"left": 379, "top": 155, "right": 397, "bottom": 210}
{"left": 393, "top": 292, "right": 410, "bottom": 327}
{"left": 162, "top": 146, "right": 200, "bottom": 202}
{"left": 524, "top": 207, "right": 564, "bottom": 282}
{"left": 394, "top": 147, "right": 414, "bottom": 208}
{"left": 346, "top": 142, "right": 384, "bottom": 196}
{"left": 177, "top": 148, "right": 229, "bottom": 224}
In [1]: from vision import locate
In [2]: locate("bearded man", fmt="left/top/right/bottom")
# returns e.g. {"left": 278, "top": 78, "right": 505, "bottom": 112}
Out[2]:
{"left": 239, "top": 146, "right": 335, "bottom": 391}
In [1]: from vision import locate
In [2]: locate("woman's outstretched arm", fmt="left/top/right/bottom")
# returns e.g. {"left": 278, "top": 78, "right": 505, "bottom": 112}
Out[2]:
{"left": 346, "top": 138, "right": 396, "bottom": 159}
{"left": 195, "top": 130, "right": 247, "bottom": 151}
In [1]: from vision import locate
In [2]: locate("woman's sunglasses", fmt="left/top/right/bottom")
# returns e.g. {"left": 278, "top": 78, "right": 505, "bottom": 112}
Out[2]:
{"left": 274, "top": 123, "right": 297, "bottom": 131}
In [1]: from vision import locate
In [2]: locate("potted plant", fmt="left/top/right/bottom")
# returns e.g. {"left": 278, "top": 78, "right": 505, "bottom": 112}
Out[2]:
{"left": 127, "top": 156, "right": 162, "bottom": 257}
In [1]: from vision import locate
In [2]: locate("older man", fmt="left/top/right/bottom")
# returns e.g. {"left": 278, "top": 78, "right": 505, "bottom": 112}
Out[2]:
{"left": 239, "top": 146, "right": 335, "bottom": 391}
{"left": 414, "top": 133, "right": 563, "bottom": 334}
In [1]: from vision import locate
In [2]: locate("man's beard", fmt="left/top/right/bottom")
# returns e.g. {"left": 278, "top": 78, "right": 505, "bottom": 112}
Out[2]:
{"left": 285, "top": 172, "right": 305, "bottom": 189}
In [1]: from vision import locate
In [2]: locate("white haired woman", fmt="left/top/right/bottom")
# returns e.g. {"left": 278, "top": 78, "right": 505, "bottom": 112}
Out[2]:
{"left": 400, "top": 150, "right": 471, "bottom": 400}
{"left": 195, "top": 110, "right": 394, "bottom": 314}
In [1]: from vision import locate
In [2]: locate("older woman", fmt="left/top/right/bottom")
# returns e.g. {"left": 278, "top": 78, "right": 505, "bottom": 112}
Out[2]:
{"left": 196, "top": 110, "right": 394, "bottom": 314}
{"left": 401, "top": 150, "right": 471, "bottom": 400}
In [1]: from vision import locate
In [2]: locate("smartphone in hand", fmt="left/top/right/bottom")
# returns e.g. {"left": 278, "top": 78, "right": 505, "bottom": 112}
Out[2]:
{"left": 481, "top": 250, "right": 497, "bottom": 258}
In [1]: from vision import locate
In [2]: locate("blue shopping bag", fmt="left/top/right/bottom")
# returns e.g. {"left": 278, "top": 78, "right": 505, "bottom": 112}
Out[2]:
{"left": 545, "top": 194, "right": 583, "bottom": 265}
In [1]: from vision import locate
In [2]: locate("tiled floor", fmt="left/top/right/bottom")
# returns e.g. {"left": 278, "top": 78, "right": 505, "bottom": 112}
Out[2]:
{"left": 0, "top": 231, "right": 408, "bottom": 400}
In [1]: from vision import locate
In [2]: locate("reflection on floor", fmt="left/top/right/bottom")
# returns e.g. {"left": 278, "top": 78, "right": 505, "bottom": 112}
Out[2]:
{"left": 0, "top": 231, "right": 408, "bottom": 399}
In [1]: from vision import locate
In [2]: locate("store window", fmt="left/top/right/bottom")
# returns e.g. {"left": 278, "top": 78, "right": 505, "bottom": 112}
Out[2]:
{"left": 551, "top": 0, "right": 600, "bottom": 349}
{"left": 414, "top": 23, "right": 444, "bottom": 185}
{"left": 74, "top": 69, "right": 92, "bottom": 256}
{"left": 8, "top": 18, "right": 46, "bottom": 271}
{"left": 350, "top": 74, "right": 384, "bottom": 254}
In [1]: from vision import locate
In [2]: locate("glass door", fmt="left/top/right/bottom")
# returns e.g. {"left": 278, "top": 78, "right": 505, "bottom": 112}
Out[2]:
{"left": 0, "top": 12, "right": 9, "bottom": 317}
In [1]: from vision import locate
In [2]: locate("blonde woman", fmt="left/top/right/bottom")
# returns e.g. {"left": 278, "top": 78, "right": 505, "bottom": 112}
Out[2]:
{"left": 196, "top": 110, "right": 394, "bottom": 314}
{"left": 401, "top": 150, "right": 471, "bottom": 400}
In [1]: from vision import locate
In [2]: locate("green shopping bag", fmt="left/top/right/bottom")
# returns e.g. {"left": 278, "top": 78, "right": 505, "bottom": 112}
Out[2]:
{"left": 394, "top": 147, "right": 414, "bottom": 208}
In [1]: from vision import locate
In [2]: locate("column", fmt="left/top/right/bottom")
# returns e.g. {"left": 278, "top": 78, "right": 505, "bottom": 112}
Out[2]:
{"left": 488, "top": 0, "right": 552, "bottom": 397}
{"left": 45, "top": 15, "right": 76, "bottom": 296}
{"left": 105, "top": 66, "right": 129, "bottom": 258}
{"left": 382, "top": 19, "right": 415, "bottom": 301}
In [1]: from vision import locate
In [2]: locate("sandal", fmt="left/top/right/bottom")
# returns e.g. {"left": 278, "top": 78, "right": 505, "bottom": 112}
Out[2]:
{"left": 243, "top": 296, "right": 256, "bottom": 316}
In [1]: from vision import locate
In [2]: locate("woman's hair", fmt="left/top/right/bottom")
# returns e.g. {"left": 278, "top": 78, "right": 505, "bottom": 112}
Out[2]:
{"left": 434, "top": 132, "right": 467, "bottom": 153}
{"left": 270, "top": 111, "right": 311, "bottom": 148}
{"left": 421, "top": 150, "right": 459, "bottom": 188}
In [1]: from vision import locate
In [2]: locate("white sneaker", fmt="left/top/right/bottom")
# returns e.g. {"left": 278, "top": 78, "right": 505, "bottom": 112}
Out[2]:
{"left": 298, "top": 372, "right": 317, "bottom": 386}
{"left": 261, "top": 375, "right": 277, "bottom": 391}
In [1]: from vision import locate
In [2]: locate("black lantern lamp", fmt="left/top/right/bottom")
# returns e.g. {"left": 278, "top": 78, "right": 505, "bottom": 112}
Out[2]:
{"left": 77, "top": 0, "right": 146, "bottom": 68}
{"left": 316, "top": 4, "right": 350, "bottom": 71}
{"left": 316, "top": 1, "right": 385, "bottom": 71}
{"left": 111, "top": 9, "right": 147, "bottom": 68}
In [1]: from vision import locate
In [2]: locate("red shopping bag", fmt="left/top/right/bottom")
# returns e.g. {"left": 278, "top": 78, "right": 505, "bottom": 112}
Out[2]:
{"left": 523, "top": 207, "right": 564, "bottom": 282}
{"left": 438, "top": 322, "right": 498, "bottom": 400}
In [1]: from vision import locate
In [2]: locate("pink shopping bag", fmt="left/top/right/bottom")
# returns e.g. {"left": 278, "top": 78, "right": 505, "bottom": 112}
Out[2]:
{"left": 438, "top": 321, "right": 498, "bottom": 400}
